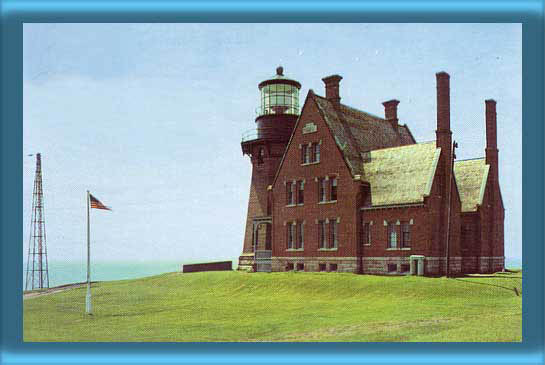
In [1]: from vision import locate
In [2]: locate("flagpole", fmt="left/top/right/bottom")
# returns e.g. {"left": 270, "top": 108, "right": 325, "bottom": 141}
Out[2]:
{"left": 86, "top": 190, "right": 92, "bottom": 315}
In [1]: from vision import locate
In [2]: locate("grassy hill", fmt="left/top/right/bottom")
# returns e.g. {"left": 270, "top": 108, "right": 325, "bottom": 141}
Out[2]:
{"left": 23, "top": 270, "right": 522, "bottom": 342}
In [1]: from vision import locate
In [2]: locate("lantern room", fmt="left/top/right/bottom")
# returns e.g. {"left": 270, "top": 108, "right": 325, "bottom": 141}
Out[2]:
{"left": 257, "top": 66, "right": 301, "bottom": 116}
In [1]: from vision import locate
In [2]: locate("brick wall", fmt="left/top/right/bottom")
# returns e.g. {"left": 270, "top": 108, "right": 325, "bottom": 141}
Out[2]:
{"left": 182, "top": 261, "right": 232, "bottom": 273}
{"left": 272, "top": 95, "right": 361, "bottom": 261}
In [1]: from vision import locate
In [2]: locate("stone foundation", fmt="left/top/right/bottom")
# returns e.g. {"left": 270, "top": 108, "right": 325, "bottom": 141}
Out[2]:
{"left": 362, "top": 257, "right": 411, "bottom": 275}
{"left": 272, "top": 257, "right": 358, "bottom": 273}
{"left": 269, "top": 255, "right": 505, "bottom": 276}
{"left": 462, "top": 256, "right": 479, "bottom": 273}
{"left": 491, "top": 256, "right": 505, "bottom": 272}
{"left": 478, "top": 256, "right": 505, "bottom": 273}
{"left": 424, "top": 257, "right": 463, "bottom": 275}
{"left": 237, "top": 253, "right": 255, "bottom": 272}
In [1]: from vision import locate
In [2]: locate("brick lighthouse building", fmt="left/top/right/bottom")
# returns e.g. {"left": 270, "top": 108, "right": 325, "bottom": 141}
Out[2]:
{"left": 238, "top": 67, "right": 504, "bottom": 275}
{"left": 238, "top": 67, "right": 301, "bottom": 271}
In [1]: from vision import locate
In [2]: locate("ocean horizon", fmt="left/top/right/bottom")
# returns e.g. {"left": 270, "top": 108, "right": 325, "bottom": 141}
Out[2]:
{"left": 23, "top": 258, "right": 240, "bottom": 289}
{"left": 23, "top": 256, "right": 522, "bottom": 289}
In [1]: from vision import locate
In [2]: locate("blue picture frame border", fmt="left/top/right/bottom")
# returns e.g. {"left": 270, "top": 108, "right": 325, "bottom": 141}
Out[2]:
{"left": 1, "top": 1, "right": 543, "bottom": 364}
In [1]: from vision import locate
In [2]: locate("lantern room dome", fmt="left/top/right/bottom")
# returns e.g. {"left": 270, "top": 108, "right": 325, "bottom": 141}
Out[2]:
{"left": 257, "top": 66, "right": 301, "bottom": 117}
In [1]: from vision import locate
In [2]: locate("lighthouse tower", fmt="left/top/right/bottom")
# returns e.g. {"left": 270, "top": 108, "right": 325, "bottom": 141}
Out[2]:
{"left": 238, "top": 67, "right": 301, "bottom": 271}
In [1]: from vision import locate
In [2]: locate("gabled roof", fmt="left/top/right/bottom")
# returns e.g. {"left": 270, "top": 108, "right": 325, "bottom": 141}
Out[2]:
{"left": 313, "top": 95, "right": 415, "bottom": 177}
{"left": 361, "top": 141, "right": 441, "bottom": 207}
{"left": 454, "top": 158, "right": 490, "bottom": 212}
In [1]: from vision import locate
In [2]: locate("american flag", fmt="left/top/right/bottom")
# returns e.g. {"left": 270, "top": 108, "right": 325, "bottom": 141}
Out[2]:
{"left": 89, "top": 194, "right": 111, "bottom": 211}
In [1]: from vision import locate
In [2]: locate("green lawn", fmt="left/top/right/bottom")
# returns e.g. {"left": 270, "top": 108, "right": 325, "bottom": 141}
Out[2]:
{"left": 23, "top": 270, "right": 522, "bottom": 342}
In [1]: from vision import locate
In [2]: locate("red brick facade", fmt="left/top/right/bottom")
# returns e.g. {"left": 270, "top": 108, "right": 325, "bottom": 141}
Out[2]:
{"left": 239, "top": 68, "right": 504, "bottom": 276}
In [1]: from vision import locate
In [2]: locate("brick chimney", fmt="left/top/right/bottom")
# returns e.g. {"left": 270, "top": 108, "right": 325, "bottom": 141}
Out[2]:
{"left": 485, "top": 99, "right": 499, "bottom": 185}
{"left": 435, "top": 71, "right": 453, "bottom": 272}
{"left": 485, "top": 99, "right": 498, "bottom": 151}
{"left": 436, "top": 71, "right": 452, "bottom": 164}
{"left": 382, "top": 99, "right": 400, "bottom": 129}
{"left": 322, "top": 75, "right": 343, "bottom": 106}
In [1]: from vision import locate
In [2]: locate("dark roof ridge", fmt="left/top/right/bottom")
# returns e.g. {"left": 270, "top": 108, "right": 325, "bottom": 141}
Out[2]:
{"left": 455, "top": 157, "right": 486, "bottom": 162}
{"left": 365, "top": 140, "right": 436, "bottom": 154}
{"left": 313, "top": 93, "right": 386, "bottom": 122}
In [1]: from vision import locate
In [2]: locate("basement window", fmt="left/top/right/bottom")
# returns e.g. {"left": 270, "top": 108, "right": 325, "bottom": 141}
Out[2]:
{"left": 387, "top": 263, "right": 398, "bottom": 273}
{"left": 319, "top": 263, "right": 326, "bottom": 272}
{"left": 286, "top": 262, "right": 294, "bottom": 271}
{"left": 329, "top": 263, "right": 338, "bottom": 272}
{"left": 296, "top": 263, "right": 304, "bottom": 271}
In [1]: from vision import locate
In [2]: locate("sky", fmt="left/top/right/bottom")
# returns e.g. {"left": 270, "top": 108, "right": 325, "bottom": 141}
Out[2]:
{"left": 23, "top": 24, "right": 522, "bottom": 266}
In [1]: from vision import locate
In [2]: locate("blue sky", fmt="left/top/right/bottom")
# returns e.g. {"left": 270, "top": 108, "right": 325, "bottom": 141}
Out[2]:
{"left": 23, "top": 24, "right": 522, "bottom": 265}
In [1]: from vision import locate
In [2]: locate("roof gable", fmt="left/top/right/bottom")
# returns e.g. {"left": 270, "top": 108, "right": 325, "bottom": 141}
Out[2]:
{"left": 313, "top": 95, "right": 416, "bottom": 177}
{"left": 362, "top": 141, "right": 441, "bottom": 207}
{"left": 271, "top": 90, "right": 354, "bottom": 188}
{"left": 454, "top": 158, "right": 490, "bottom": 212}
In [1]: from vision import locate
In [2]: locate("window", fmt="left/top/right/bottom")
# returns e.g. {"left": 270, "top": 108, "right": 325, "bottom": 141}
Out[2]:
{"left": 301, "top": 145, "right": 309, "bottom": 164}
{"left": 286, "top": 182, "right": 295, "bottom": 205}
{"left": 297, "top": 181, "right": 304, "bottom": 204}
{"left": 286, "top": 262, "right": 294, "bottom": 271}
{"left": 401, "top": 222, "right": 411, "bottom": 248}
{"left": 330, "top": 177, "right": 338, "bottom": 201}
{"left": 362, "top": 222, "right": 371, "bottom": 245}
{"left": 319, "top": 263, "right": 327, "bottom": 272}
{"left": 387, "top": 263, "right": 398, "bottom": 273}
{"left": 388, "top": 223, "right": 397, "bottom": 248}
{"left": 329, "top": 219, "right": 338, "bottom": 249}
{"left": 296, "top": 222, "right": 304, "bottom": 249}
{"left": 257, "top": 148, "right": 265, "bottom": 165}
{"left": 296, "top": 263, "right": 304, "bottom": 271}
{"left": 329, "top": 263, "right": 338, "bottom": 272}
{"left": 287, "top": 223, "right": 296, "bottom": 249}
{"left": 319, "top": 220, "right": 327, "bottom": 248}
{"left": 319, "top": 178, "right": 327, "bottom": 202}
{"left": 312, "top": 143, "right": 320, "bottom": 162}
{"left": 302, "top": 143, "right": 320, "bottom": 164}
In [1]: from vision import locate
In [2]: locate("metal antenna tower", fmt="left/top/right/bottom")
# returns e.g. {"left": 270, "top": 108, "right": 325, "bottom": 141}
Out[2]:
{"left": 25, "top": 153, "right": 50, "bottom": 290}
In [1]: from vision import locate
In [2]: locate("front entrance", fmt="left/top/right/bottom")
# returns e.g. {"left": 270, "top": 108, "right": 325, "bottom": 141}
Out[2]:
{"left": 409, "top": 255, "right": 425, "bottom": 276}
{"left": 253, "top": 217, "right": 272, "bottom": 272}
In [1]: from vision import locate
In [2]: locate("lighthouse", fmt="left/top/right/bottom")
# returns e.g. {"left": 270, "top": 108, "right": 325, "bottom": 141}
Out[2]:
{"left": 238, "top": 67, "right": 301, "bottom": 271}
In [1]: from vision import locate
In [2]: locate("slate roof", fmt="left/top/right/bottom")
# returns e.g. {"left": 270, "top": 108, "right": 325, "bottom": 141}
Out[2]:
{"left": 313, "top": 94, "right": 415, "bottom": 177}
{"left": 454, "top": 158, "right": 490, "bottom": 212}
{"left": 361, "top": 141, "right": 441, "bottom": 207}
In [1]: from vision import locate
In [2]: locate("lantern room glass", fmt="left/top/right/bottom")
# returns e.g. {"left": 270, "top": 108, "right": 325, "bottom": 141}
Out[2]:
{"left": 259, "top": 83, "right": 299, "bottom": 116}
